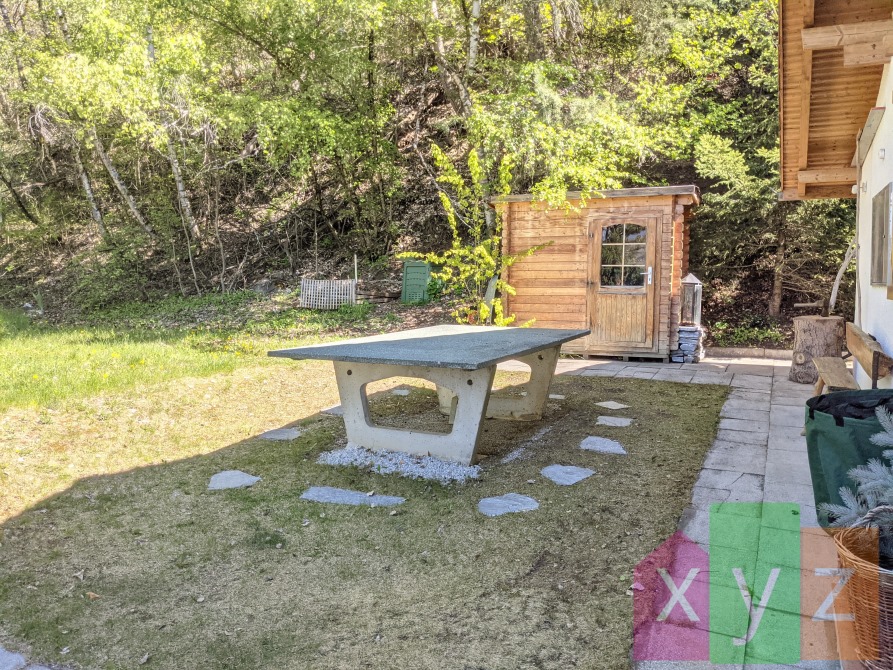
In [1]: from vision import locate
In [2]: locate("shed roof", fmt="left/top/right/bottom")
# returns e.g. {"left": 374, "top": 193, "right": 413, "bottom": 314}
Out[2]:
{"left": 778, "top": 0, "right": 890, "bottom": 200}
{"left": 491, "top": 185, "right": 700, "bottom": 204}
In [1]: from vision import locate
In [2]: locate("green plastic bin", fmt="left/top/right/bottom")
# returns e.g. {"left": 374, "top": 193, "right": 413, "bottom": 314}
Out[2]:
{"left": 805, "top": 389, "right": 893, "bottom": 526}
{"left": 401, "top": 261, "right": 432, "bottom": 303}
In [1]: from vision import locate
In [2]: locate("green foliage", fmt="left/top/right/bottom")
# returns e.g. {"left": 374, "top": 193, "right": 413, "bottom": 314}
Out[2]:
{"left": 400, "top": 146, "right": 537, "bottom": 326}
{"left": 0, "top": 309, "right": 31, "bottom": 339}
{"left": 69, "top": 244, "right": 150, "bottom": 311}
{"left": 710, "top": 317, "right": 786, "bottom": 347}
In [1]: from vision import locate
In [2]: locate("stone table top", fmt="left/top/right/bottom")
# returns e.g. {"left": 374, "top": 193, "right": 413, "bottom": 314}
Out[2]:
{"left": 268, "top": 325, "right": 590, "bottom": 370}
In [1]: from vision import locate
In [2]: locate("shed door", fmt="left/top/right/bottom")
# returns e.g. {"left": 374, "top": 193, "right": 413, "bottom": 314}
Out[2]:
{"left": 588, "top": 217, "right": 657, "bottom": 350}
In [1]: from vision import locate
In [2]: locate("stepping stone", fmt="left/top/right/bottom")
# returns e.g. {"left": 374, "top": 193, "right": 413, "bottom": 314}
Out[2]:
{"left": 391, "top": 389, "right": 410, "bottom": 396}
{"left": 596, "top": 401, "right": 629, "bottom": 410}
{"left": 549, "top": 394, "right": 565, "bottom": 400}
{"left": 580, "top": 436, "right": 627, "bottom": 455}
{"left": 259, "top": 427, "right": 303, "bottom": 441}
{"left": 300, "top": 486, "right": 405, "bottom": 507}
{"left": 541, "top": 464, "right": 595, "bottom": 486}
{"left": 321, "top": 404, "right": 344, "bottom": 416}
{"left": 597, "top": 416, "right": 633, "bottom": 427}
{"left": 478, "top": 493, "right": 539, "bottom": 517}
{"left": 0, "top": 647, "right": 26, "bottom": 670}
{"left": 208, "top": 470, "right": 261, "bottom": 490}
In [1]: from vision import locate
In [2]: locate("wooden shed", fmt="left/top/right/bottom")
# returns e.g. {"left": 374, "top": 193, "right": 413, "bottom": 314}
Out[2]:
{"left": 495, "top": 186, "right": 700, "bottom": 360}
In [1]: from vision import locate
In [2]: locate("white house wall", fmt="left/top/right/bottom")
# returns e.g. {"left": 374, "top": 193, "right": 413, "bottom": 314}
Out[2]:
{"left": 856, "top": 59, "right": 893, "bottom": 389}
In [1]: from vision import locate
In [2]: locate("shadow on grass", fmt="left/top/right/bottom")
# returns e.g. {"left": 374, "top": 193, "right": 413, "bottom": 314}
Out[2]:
{"left": 0, "top": 376, "right": 728, "bottom": 670}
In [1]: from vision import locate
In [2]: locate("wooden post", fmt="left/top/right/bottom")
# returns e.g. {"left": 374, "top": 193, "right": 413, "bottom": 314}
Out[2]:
{"left": 790, "top": 316, "right": 845, "bottom": 384}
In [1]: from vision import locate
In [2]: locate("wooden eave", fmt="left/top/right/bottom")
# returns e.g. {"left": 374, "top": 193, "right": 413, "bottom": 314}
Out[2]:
{"left": 779, "top": 0, "right": 891, "bottom": 201}
{"left": 491, "top": 185, "right": 701, "bottom": 205}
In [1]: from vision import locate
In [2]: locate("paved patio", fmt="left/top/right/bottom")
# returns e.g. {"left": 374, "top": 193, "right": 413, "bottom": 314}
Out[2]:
{"left": 499, "top": 354, "right": 837, "bottom": 670}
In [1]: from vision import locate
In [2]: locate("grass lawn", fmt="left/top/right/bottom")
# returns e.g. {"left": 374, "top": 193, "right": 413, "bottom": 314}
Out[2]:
{"left": 0, "top": 298, "right": 404, "bottom": 411}
{"left": 0, "top": 318, "right": 728, "bottom": 670}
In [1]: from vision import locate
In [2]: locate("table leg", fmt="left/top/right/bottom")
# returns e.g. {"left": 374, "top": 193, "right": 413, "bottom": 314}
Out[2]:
{"left": 484, "top": 345, "right": 560, "bottom": 420}
{"left": 332, "top": 362, "right": 496, "bottom": 465}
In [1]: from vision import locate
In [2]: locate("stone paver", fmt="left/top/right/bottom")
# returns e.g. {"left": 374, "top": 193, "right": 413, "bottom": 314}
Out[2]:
{"left": 689, "top": 372, "right": 734, "bottom": 385}
{"left": 702, "top": 449, "right": 766, "bottom": 476}
{"left": 718, "top": 417, "right": 769, "bottom": 435}
{"left": 580, "top": 436, "right": 627, "bottom": 455}
{"left": 541, "top": 464, "right": 595, "bottom": 485}
{"left": 321, "top": 404, "right": 344, "bottom": 416}
{"left": 259, "top": 427, "right": 303, "bottom": 441}
{"left": 715, "top": 429, "right": 768, "bottom": 446}
{"left": 596, "top": 415, "right": 633, "bottom": 427}
{"left": 595, "top": 400, "right": 630, "bottom": 410}
{"left": 391, "top": 389, "right": 410, "bottom": 396}
{"left": 769, "top": 404, "right": 807, "bottom": 428}
{"left": 719, "top": 406, "right": 770, "bottom": 422}
{"left": 548, "top": 393, "right": 565, "bottom": 400}
{"left": 726, "top": 363, "right": 775, "bottom": 377}
{"left": 208, "top": 470, "right": 261, "bottom": 490}
{"left": 0, "top": 648, "right": 26, "bottom": 670}
{"left": 478, "top": 493, "right": 539, "bottom": 517}
{"left": 300, "top": 486, "right": 405, "bottom": 507}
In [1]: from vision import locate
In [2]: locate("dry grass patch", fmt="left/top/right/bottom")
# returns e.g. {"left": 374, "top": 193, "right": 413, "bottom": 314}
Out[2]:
{"left": 0, "top": 365, "right": 726, "bottom": 670}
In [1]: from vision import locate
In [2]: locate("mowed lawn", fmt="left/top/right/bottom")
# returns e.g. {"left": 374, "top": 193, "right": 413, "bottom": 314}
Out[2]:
{"left": 0, "top": 308, "right": 728, "bottom": 670}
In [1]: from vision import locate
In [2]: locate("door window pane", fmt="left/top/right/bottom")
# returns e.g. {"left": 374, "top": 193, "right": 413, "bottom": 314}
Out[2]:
{"left": 600, "top": 267, "right": 623, "bottom": 286}
{"left": 601, "top": 245, "right": 623, "bottom": 265}
{"left": 624, "top": 244, "right": 646, "bottom": 265}
{"left": 602, "top": 224, "right": 624, "bottom": 244}
{"left": 625, "top": 225, "right": 647, "bottom": 242}
{"left": 624, "top": 267, "right": 645, "bottom": 286}
{"left": 598, "top": 223, "right": 648, "bottom": 288}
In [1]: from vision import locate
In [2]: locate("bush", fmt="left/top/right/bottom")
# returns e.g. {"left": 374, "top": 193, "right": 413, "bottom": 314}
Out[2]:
{"left": 69, "top": 245, "right": 151, "bottom": 312}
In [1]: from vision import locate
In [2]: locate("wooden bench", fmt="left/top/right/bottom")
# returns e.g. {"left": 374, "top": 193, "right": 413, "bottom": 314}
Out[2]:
{"left": 813, "top": 322, "right": 893, "bottom": 395}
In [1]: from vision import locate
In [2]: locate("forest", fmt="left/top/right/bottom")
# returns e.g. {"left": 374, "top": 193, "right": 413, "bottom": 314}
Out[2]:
{"left": 0, "top": 0, "right": 856, "bottom": 343}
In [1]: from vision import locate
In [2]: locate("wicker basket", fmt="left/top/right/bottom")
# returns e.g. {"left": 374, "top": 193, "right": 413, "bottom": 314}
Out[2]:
{"left": 834, "top": 525, "right": 890, "bottom": 669}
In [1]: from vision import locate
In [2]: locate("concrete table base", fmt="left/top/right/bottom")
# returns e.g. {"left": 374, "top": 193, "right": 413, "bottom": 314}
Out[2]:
{"left": 334, "top": 346, "right": 560, "bottom": 465}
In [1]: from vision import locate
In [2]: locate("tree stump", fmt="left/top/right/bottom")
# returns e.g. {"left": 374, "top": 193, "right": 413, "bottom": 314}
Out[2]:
{"left": 789, "top": 316, "right": 845, "bottom": 384}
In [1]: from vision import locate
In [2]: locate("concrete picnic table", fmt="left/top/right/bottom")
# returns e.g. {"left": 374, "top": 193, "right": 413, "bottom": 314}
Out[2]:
{"left": 269, "top": 325, "right": 589, "bottom": 465}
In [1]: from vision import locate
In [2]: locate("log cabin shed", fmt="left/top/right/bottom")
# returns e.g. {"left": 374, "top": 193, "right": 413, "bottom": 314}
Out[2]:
{"left": 494, "top": 186, "right": 700, "bottom": 360}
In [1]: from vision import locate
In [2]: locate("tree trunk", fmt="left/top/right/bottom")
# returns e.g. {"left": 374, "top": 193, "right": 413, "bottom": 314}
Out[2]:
{"left": 522, "top": 0, "right": 545, "bottom": 60}
{"left": 552, "top": 0, "right": 563, "bottom": 47}
{"left": 466, "top": 0, "right": 480, "bottom": 72}
{"left": 829, "top": 234, "right": 857, "bottom": 314}
{"left": 91, "top": 131, "right": 155, "bottom": 237}
{"left": 789, "top": 316, "right": 844, "bottom": 384}
{"left": 0, "top": 170, "right": 41, "bottom": 225}
{"left": 72, "top": 145, "right": 107, "bottom": 237}
{"left": 148, "top": 24, "right": 200, "bottom": 243}
{"left": 0, "top": 0, "right": 28, "bottom": 89}
{"left": 769, "top": 223, "right": 785, "bottom": 317}
{"left": 166, "top": 135, "right": 199, "bottom": 242}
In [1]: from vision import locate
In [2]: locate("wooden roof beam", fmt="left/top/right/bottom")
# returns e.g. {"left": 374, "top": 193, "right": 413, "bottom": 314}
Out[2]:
{"left": 844, "top": 36, "right": 893, "bottom": 66}
{"left": 797, "top": 0, "right": 816, "bottom": 197}
{"left": 797, "top": 168, "right": 858, "bottom": 184}
{"left": 802, "top": 19, "right": 893, "bottom": 50}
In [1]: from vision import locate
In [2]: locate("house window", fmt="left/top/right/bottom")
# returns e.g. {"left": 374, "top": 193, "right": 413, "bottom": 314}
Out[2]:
{"left": 871, "top": 183, "right": 892, "bottom": 286}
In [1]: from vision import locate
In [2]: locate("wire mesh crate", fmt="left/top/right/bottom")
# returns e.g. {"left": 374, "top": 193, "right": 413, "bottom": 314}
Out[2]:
{"left": 299, "top": 278, "right": 357, "bottom": 310}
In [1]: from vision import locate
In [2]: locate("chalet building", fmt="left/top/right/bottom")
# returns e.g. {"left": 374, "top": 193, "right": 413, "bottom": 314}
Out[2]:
{"left": 779, "top": 0, "right": 893, "bottom": 388}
